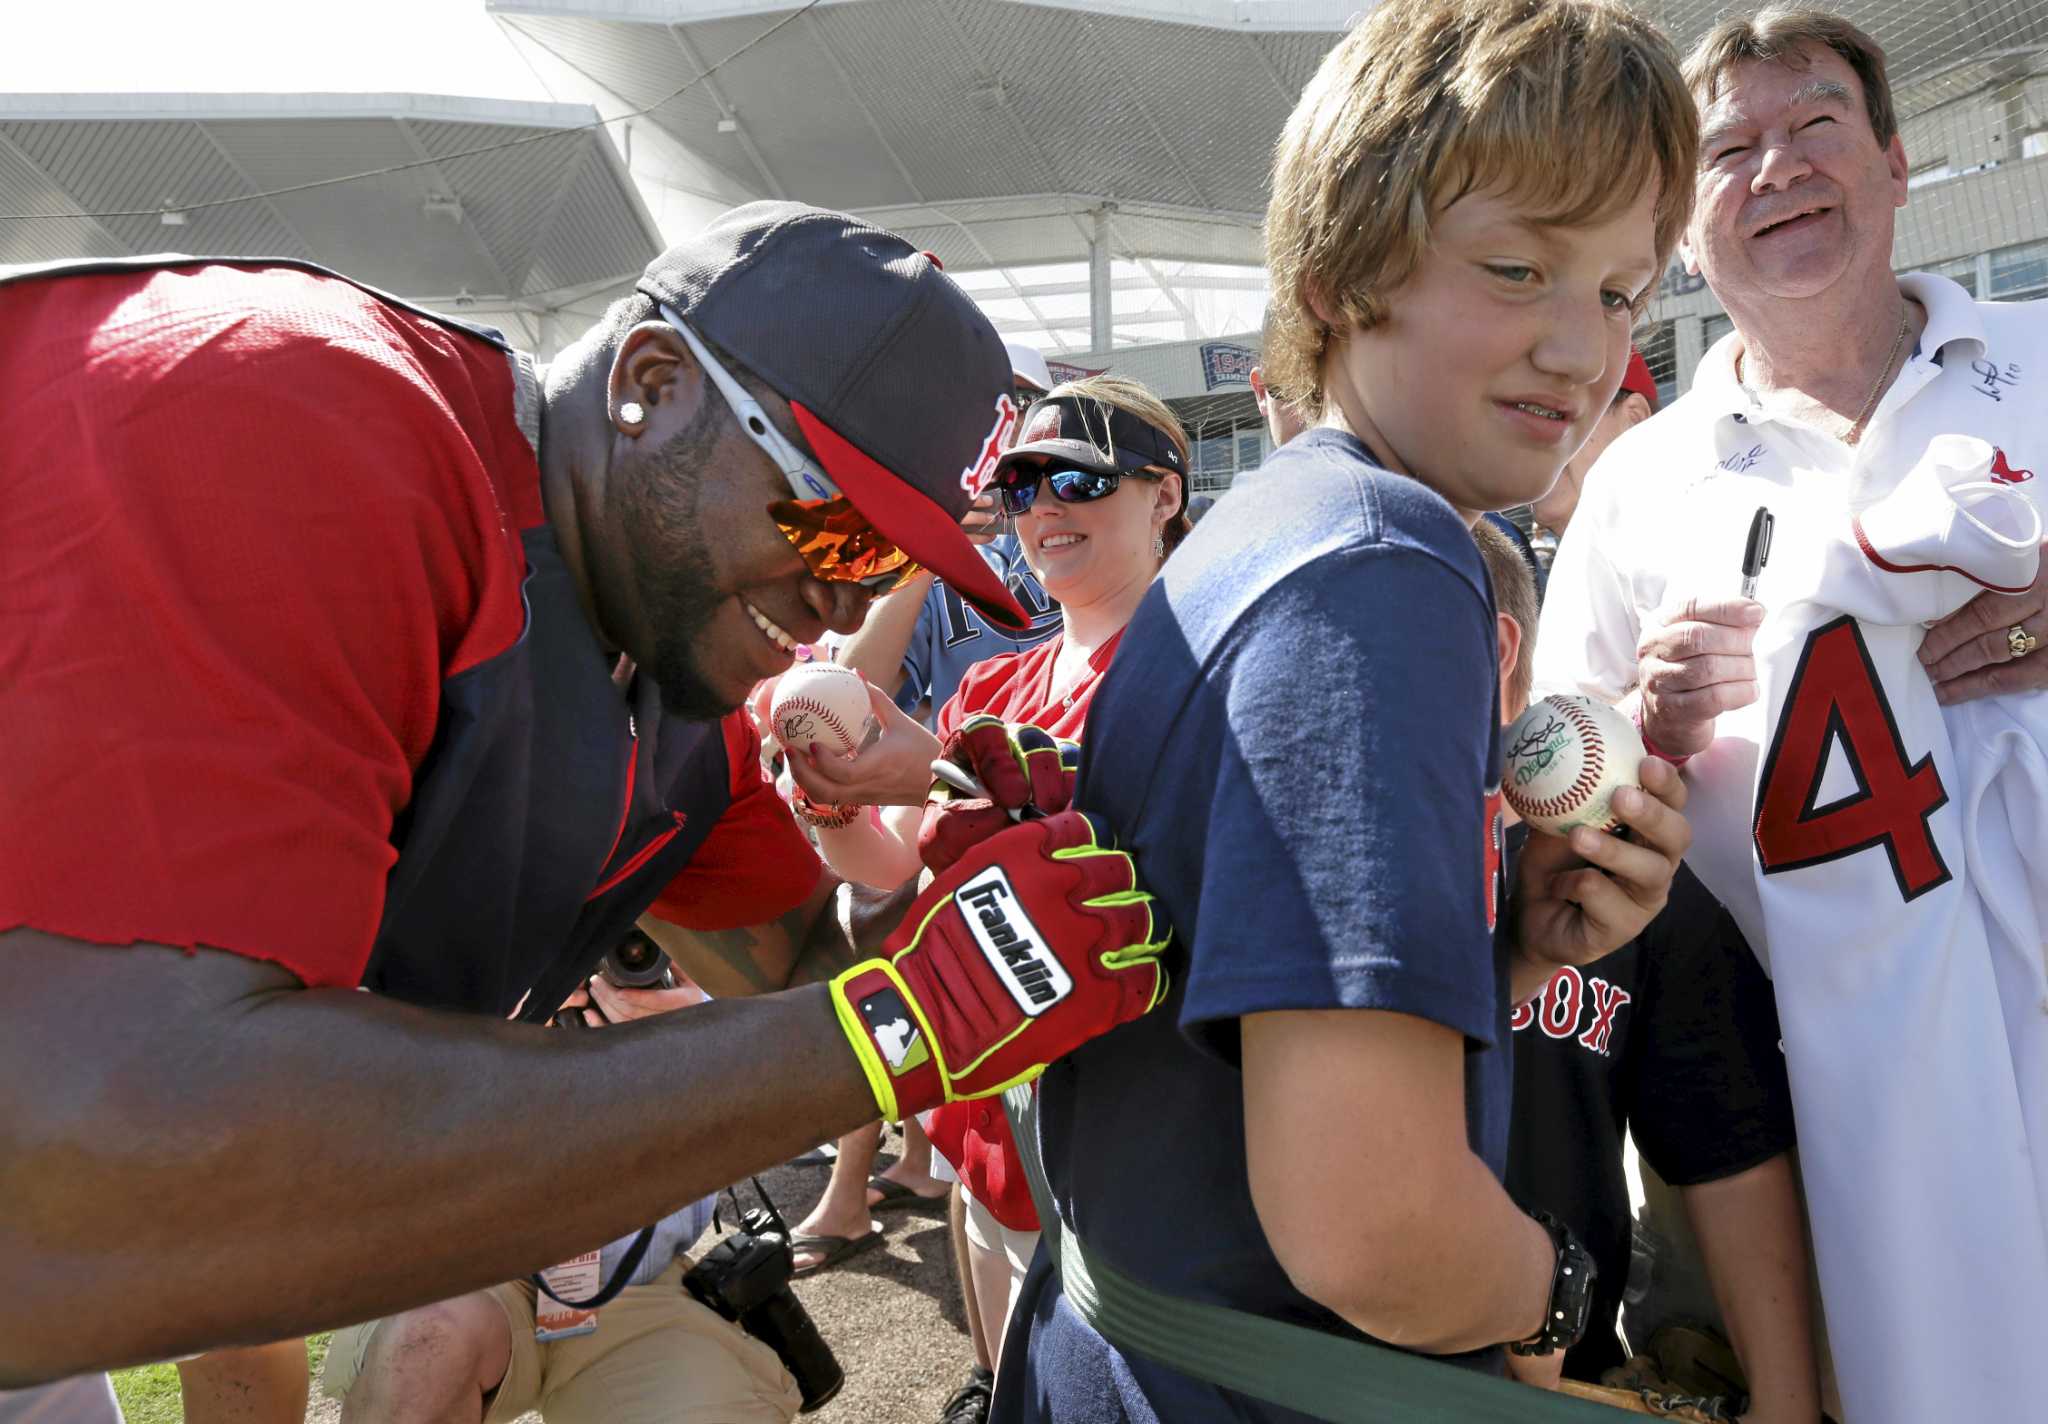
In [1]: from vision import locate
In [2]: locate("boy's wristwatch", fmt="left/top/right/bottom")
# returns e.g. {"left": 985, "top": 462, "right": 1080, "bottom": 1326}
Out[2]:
{"left": 1510, "top": 1209, "right": 1597, "bottom": 1356}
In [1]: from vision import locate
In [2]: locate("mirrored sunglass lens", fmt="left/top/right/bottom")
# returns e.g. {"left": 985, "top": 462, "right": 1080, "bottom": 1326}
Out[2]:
{"left": 1047, "top": 468, "right": 1118, "bottom": 502}
{"left": 771, "top": 498, "right": 921, "bottom": 589}
{"left": 997, "top": 476, "right": 1039, "bottom": 516}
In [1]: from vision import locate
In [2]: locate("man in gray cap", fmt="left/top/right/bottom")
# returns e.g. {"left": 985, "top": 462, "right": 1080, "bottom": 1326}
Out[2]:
{"left": 0, "top": 202, "right": 1169, "bottom": 1380}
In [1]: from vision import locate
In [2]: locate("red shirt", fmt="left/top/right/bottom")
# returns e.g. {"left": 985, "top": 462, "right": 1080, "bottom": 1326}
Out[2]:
{"left": 0, "top": 264, "right": 814, "bottom": 990}
{"left": 933, "top": 629, "right": 1123, "bottom": 742}
{"left": 928, "top": 628, "right": 1122, "bottom": 1229}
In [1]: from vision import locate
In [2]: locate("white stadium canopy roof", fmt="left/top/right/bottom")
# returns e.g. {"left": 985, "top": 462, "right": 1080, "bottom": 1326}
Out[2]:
{"left": 486, "top": 0, "right": 1368, "bottom": 351}
{"left": 486, "top": 0, "right": 2047, "bottom": 354}
{"left": 0, "top": 0, "right": 2038, "bottom": 363}
{"left": 0, "top": 92, "right": 664, "bottom": 351}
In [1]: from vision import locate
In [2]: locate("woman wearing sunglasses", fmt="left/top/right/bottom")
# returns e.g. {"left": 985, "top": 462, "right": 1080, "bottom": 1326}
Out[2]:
{"left": 781, "top": 374, "right": 1190, "bottom": 1374}
{"left": 782, "top": 376, "right": 1192, "bottom": 883}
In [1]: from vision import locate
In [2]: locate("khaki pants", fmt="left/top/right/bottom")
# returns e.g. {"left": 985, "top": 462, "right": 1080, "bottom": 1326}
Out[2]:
{"left": 322, "top": 1262, "right": 801, "bottom": 1424}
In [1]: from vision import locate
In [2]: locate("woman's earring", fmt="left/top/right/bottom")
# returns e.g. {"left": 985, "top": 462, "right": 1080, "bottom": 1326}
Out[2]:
{"left": 1153, "top": 530, "right": 1166, "bottom": 559}
{"left": 618, "top": 401, "right": 646, "bottom": 428}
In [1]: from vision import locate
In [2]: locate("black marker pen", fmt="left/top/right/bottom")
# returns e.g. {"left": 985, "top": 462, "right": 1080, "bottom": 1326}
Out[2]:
{"left": 1741, "top": 506, "right": 1774, "bottom": 600}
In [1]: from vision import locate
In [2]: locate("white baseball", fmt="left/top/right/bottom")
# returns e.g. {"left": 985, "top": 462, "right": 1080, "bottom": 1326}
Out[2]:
{"left": 771, "top": 662, "right": 880, "bottom": 760}
{"left": 1501, "top": 694, "right": 1645, "bottom": 836}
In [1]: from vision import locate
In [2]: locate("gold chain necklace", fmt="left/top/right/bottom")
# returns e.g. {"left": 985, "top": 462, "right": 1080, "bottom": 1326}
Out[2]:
{"left": 1739, "top": 305, "right": 1909, "bottom": 446}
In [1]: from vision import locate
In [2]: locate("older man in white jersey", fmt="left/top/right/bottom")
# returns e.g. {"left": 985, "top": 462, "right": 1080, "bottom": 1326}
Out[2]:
{"left": 1536, "top": 9, "right": 2048, "bottom": 1424}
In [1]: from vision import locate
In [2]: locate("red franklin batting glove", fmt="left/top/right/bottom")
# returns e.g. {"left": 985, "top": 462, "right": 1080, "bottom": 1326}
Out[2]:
{"left": 921, "top": 717, "right": 1083, "bottom": 875}
{"left": 831, "top": 809, "right": 1169, "bottom": 1122}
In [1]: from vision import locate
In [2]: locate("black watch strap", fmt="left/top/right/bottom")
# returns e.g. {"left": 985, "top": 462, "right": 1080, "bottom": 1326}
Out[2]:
{"left": 1509, "top": 1209, "right": 1596, "bottom": 1356}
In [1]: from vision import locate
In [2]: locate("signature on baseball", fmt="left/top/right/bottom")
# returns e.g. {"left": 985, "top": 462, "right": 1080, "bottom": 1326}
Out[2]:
{"left": 780, "top": 710, "right": 818, "bottom": 742}
{"left": 1508, "top": 716, "right": 1569, "bottom": 785}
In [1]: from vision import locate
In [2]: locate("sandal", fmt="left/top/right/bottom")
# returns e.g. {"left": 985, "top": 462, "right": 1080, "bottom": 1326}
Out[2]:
{"left": 789, "top": 1228, "right": 883, "bottom": 1278}
{"left": 868, "top": 1175, "right": 948, "bottom": 1213}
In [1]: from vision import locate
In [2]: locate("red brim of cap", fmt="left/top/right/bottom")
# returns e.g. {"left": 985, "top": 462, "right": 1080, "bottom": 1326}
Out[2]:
{"left": 791, "top": 402, "right": 1032, "bottom": 631}
{"left": 1621, "top": 350, "right": 1658, "bottom": 410}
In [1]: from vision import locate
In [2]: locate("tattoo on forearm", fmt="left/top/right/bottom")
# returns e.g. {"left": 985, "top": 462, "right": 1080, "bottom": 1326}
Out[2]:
{"left": 647, "top": 878, "right": 912, "bottom": 996}
{"left": 675, "top": 923, "right": 780, "bottom": 994}
{"left": 790, "top": 894, "right": 863, "bottom": 987}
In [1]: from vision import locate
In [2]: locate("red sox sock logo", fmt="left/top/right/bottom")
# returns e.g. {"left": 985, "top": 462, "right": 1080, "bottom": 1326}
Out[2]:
{"left": 1992, "top": 447, "right": 2034, "bottom": 484}
{"left": 960, "top": 393, "right": 1020, "bottom": 496}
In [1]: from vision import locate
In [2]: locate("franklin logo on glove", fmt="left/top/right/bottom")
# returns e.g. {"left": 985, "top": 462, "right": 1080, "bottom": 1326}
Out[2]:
{"left": 958, "top": 867, "right": 1073, "bottom": 1015}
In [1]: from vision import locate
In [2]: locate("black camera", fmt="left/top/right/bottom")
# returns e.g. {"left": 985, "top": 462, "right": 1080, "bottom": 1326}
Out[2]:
{"left": 553, "top": 930, "right": 677, "bottom": 1028}
{"left": 685, "top": 1203, "right": 844, "bottom": 1413}
{"left": 600, "top": 929, "right": 676, "bottom": 990}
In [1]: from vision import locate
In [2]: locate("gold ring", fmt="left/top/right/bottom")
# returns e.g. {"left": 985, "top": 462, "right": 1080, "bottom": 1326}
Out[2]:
{"left": 2009, "top": 624, "right": 2041, "bottom": 659}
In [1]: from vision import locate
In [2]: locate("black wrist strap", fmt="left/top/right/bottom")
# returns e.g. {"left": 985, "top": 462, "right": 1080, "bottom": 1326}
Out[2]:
{"left": 1509, "top": 1209, "right": 1595, "bottom": 1357}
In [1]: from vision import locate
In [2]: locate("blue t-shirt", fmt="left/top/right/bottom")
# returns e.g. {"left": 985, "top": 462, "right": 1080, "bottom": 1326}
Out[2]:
{"left": 896, "top": 533, "right": 1062, "bottom": 722}
{"left": 992, "top": 429, "right": 1512, "bottom": 1424}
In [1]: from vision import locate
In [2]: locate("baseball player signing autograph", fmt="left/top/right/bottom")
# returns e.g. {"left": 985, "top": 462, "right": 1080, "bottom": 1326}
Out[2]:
{"left": 0, "top": 203, "right": 1168, "bottom": 1381}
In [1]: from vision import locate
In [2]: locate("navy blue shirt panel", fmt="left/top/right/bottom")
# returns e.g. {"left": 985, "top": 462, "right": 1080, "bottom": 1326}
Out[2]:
{"left": 994, "top": 429, "right": 1511, "bottom": 1424}
{"left": 362, "top": 524, "right": 735, "bottom": 1022}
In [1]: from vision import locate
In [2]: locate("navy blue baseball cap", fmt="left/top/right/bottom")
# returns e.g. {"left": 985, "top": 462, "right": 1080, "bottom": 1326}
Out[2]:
{"left": 639, "top": 202, "right": 1029, "bottom": 629}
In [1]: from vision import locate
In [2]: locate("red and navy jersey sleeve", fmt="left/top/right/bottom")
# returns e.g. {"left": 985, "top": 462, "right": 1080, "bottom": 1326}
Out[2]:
{"left": 644, "top": 711, "right": 822, "bottom": 932}
{"left": 0, "top": 265, "right": 536, "bottom": 988}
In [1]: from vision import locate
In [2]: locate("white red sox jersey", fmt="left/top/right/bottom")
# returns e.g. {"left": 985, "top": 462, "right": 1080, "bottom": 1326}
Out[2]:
{"left": 1537, "top": 273, "right": 2048, "bottom": 1424}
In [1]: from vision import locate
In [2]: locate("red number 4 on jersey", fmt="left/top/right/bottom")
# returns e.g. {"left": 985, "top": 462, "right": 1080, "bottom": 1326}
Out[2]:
{"left": 1753, "top": 615, "right": 1952, "bottom": 901}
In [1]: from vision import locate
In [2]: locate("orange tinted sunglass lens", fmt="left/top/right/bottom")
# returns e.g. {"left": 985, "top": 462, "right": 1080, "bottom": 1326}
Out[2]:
{"left": 770, "top": 497, "right": 923, "bottom": 591}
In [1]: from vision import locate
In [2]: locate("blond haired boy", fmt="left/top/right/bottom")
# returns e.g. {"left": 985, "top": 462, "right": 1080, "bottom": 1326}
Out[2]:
{"left": 984, "top": 1, "right": 1701, "bottom": 1420}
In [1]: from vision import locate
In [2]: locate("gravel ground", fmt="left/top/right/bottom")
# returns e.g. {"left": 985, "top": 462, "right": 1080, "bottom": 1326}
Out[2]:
{"left": 306, "top": 1126, "right": 976, "bottom": 1424}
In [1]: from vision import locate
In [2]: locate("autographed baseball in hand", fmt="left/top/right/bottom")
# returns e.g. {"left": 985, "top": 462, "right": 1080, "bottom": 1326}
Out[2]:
{"left": 771, "top": 662, "right": 880, "bottom": 759}
{"left": 1501, "top": 694, "right": 1645, "bottom": 836}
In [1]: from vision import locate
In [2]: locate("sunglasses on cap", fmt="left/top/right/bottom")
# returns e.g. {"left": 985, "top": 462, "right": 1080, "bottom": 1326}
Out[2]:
{"left": 659, "top": 304, "right": 923, "bottom": 593}
{"left": 993, "top": 464, "right": 1162, "bottom": 517}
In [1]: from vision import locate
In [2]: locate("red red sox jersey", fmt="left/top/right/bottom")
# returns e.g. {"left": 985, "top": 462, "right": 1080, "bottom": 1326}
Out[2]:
{"left": 0, "top": 259, "right": 819, "bottom": 1021}
{"left": 1538, "top": 274, "right": 2048, "bottom": 1424}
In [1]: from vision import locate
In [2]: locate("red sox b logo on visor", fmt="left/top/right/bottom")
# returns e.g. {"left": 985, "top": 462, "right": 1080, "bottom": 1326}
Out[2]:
{"left": 960, "top": 393, "right": 1020, "bottom": 496}
{"left": 1020, "top": 402, "right": 1064, "bottom": 447}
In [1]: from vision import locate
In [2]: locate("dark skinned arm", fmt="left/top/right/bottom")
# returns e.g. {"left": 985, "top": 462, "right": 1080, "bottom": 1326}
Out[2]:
{"left": 0, "top": 928, "right": 878, "bottom": 1385}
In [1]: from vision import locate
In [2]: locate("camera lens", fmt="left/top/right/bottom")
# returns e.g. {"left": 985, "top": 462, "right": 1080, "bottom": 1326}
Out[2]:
{"left": 613, "top": 932, "right": 661, "bottom": 974}
{"left": 742, "top": 1294, "right": 844, "bottom": 1412}
{"left": 599, "top": 931, "right": 676, "bottom": 990}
